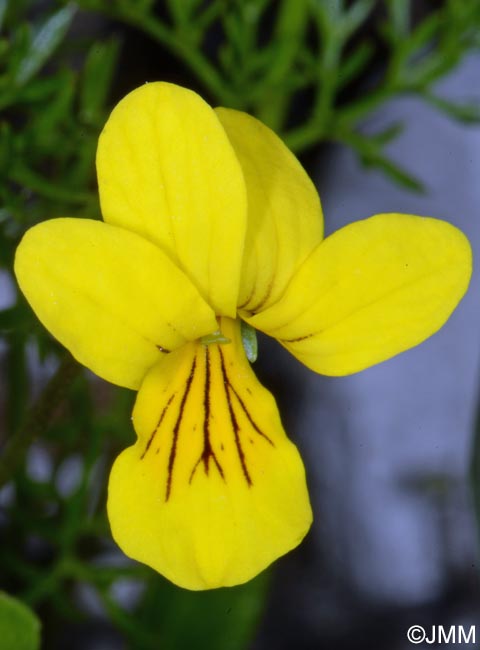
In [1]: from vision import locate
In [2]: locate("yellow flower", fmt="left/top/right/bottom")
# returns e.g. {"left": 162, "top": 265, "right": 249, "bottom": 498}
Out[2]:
{"left": 14, "top": 83, "right": 472, "bottom": 590}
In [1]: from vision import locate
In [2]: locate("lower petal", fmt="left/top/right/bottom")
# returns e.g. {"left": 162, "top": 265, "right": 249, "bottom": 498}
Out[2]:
{"left": 107, "top": 318, "right": 312, "bottom": 590}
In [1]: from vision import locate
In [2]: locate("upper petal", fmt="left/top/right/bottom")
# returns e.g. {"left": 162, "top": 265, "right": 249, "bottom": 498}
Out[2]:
{"left": 14, "top": 218, "right": 217, "bottom": 389}
{"left": 215, "top": 108, "right": 323, "bottom": 315}
{"left": 97, "top": 82, "right": 247, "bottom": 317}
{"left": 247, "top": 214, "right": 472, "bottom": 375}
{"left": 108, "top": 318, "right": 312, "bottom": 590}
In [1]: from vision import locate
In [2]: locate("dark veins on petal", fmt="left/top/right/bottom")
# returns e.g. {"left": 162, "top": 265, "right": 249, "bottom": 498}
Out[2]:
{"left": 189, "top": 346, "right": 225, "bottom": 484}
{"left": 140, "top": 344, "right": 275, "bottom": 501}
{"left": 280, "top": 333, "right": 314, "bottom": 343}
{"left": 165, "top": 355, "right": 197, "bottom": 501}
{"left": 140, "top": 394, "right": 175, "bottom": 460}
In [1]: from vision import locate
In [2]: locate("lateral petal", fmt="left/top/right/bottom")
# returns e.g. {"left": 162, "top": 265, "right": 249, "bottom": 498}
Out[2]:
{"left": 14, "top": 218, "right": 217, "bottom": 389}
{"left": 215, "top": 107, "right": 323, "bottom": 315}
{"left": 247, "top": 214, "right": 472, "bottom": 375}
{"left": 97, "top": 82, "right": 247, "bottom": 317}
{"left": 108, "top": 318, "right": 312, "bottom": 590}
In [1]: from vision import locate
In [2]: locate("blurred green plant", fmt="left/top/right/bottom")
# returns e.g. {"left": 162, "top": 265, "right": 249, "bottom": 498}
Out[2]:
{"left": 0, "top": 0, "right": 479, "bottom": 648}
{"left": 0, "top": 591, "right": 40, "bottom": 650}
{"left": 76, "top": 0, "right": 480, "bottom": 190}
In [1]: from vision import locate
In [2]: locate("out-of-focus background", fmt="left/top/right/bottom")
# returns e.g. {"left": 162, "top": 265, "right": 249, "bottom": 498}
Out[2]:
{"left": 1, "top": 2, "right": 479, "bottom": 649}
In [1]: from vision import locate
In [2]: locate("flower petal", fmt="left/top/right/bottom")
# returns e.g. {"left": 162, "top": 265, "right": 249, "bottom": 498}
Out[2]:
{"left": 247, "top": 214, "right": 472, "bottom": 375}
{"left": 215, "top": 108, "right": 323, "bottom": 315}
{"left": 97, "top": 82, "right": 247, "bottom": 317}
{"left": 108, "top": 318, "right": 312, "bottom": 590}
{"left": 14, "top": 218, "right": 217, "bottom": 389}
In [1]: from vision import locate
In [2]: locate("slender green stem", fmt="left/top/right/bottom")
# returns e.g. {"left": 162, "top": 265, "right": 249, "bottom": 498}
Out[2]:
{"left": 11, "top": 164, "right": 92, "bottom": 204}
{"left": 255, "top": 0, "right": 309, "bottom": 130}
{"left": 0, "top": 353, "right": 81, "bottom": 488}
{"left": 22, "top": 559, "right": 67, "bottom": 606}
{"left": 311, "top": 29, "right": 342, "bottom": 128}
{"left": 284, "top": 84, "right": 398, "bottom": 152}
{"left": 283, "top": 119, "right": 326, "bottom": 153}
{"left": 334, "top": 85, "right": 399, "bottom": 127}
{"left": 132, "top": 13, "right": 235, "bottom": 104}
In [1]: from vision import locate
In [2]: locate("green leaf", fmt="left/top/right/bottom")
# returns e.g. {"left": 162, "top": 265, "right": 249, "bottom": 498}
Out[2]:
{"left": 14, "top": 4, "right": 76, "bottom": 86}
{"left": 314, "top": 0, "right": 342, "bottom": 22}
{"left": 241, "top": 320, "right": 258, "bottom": 363}
{"left": 361, "top": 151, "right": 424, "bottom": 193}
{"left": 5, "top": 22, "right": 31, "bottom": 84}
{"left": 5, "top": 330, "right": 28, "bottom": 433}
{"left": 424, "top": 92, "right": 480, "bottom": 124}
{"left": 371, "top": 121, "right": 405, "bottom": 145}
{"left": 137, "top": 572, "right": 270, "bottom": 650}
{"left": 337, "top": 40, "right": 374, "bottom": 88}
{"left": 342, "top": 0, "right": 376, "bottom": 38}
{"left": 166, "top": 0, "right": 191, "bottom": 26}
{"left": 126, "top": 0, "right": 156, "bottom": 12}
{"left": 9, "top": 162, "right": 91, "bottom": 205}
{"left": 0, "top": 304, "right": 22, "bottom": 333}
{"left": 80, "top": 38, "right": 120, "bottom": 126}
{"left": 0, "top": 121, "right": 13, "bottom": 175}
{"left": 402, "top": 12, "right": 443, "bottom": 59}
{"left": 254, "top": 0, "right": 309, "bottom": 129}
{"left": 200, "top": 330, "right": 231, "bottom": 346}
{"left": 340, "top": 130, "right": 424, "bottom": 192}
{"left": 385, "top": 0, "right": 411, "bottom": 40}
{"left": 0, "top": 0, "right": 8, "bottom": 33}
{"left": 9, "top": 75, "right": 62, "bottom": 104}
{"left": 0, "top": 592, "right": 41, "bottom": 650}
{"left": 29, "top": 69, "right": 76, "bottom": 143}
